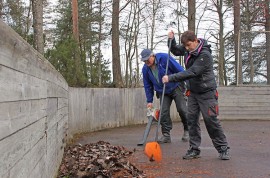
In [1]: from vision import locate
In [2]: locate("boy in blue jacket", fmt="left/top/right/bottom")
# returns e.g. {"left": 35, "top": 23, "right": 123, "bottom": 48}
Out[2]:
{"left": 141, "top": 49, "right": 189, "bottom": 143}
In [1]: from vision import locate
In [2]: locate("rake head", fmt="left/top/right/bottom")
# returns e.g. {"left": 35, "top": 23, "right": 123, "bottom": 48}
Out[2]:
{"left": 144, "top": 141, "right": 162, "bottom": 162}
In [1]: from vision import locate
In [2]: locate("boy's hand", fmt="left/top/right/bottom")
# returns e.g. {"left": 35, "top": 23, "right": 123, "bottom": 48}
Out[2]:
{"left": 162, "top": 75, "right": 169, "bottom": 83}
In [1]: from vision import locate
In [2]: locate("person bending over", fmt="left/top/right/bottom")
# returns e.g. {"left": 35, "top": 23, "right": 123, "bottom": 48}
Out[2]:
{"left": 141, "top": 48, "right": 189, "bottom": 143}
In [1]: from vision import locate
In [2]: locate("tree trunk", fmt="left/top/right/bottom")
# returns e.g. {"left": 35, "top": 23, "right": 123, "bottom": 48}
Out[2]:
{"left": 32, "top": 0, "right": 44, "bottom": 54}
{"left": 72, "top": 0, "right": 83, "bottom": 86}
{"left": 124, "top": 4, "right": 132, "bottom": 87}
{"left": 25, "top": 2, "right": 32, "bottom": 42}
{"left": 87, "top": 1, "right": 93, "bottom": 85}
{"left": 176, "top": 1, "right": 184, "bottom": 66}
{"left": 112, "top": 0, "right": 123, "bottom": 87}
{"left": 0, "top": 1, "right": 3, "bottom": 18}
{"left": 265, "top": 0, "right": 270, "bottom": 84}
{"left": 98, "top": 0, "right": 102, "bottom": 86}
{"left": 233, "top": 0, "right": 242, "bottom": 85}
{"left": 123, "top": 2, "right": 137, "bottom": 88}
{"left": 150, "top": 1, "right": 160, "bottom": 49}
{"left": 135, "top": 1, "right": 140, "bottom": 87}
{"left": 72, "top": 0, "right": 79, "bottom": 42}
{"left": 248, "top": 31, "right": 254, "bottom": 84}
{"left": 217, "top": 0, "right": 225, "bottom": 86}
{"left": 245, "top": 1, "right": 254, "bottom": 84}
{"left": 188, "top": 0, "right": 196, "bottom": 32}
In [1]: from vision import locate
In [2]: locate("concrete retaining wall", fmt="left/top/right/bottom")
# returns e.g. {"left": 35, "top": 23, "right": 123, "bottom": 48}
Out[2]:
{"left": 0, "top": 20, "right": 68, "bottom": 178}
{"left": 68, "top": 87, "right": 147, "bottom": 136}
{"left": 68, "top": 86, "right": 270, "bottom": 136}
{"left": 218, "top": 86, "right": 270, "bottom": 120}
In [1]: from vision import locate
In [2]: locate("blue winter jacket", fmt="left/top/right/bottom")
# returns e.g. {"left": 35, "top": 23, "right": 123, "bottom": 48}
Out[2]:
{"left": 142, "top": 53, "right": 185, "bottom": 103}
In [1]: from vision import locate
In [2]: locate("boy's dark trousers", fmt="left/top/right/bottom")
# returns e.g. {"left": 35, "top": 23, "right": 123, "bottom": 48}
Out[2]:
{"left": 187, "top": 90, "right": 229, "bottom": 152}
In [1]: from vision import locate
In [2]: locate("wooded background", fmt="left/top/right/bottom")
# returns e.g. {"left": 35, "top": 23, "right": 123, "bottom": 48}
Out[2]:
{"left": 1, "top": 0, "right": 270, "bottom": 87}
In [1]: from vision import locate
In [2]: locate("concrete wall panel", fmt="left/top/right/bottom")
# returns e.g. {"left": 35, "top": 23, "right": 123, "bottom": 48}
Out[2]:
{"left": 0, "top": 20, "right": 68, "bottom": 178}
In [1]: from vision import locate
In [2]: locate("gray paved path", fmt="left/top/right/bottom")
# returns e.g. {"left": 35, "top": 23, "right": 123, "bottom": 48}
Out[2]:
{"left": 75, "top": 120, "right": 270, "bottom": 178}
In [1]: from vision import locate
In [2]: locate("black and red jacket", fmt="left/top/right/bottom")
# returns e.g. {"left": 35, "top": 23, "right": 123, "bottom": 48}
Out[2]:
{"left": 168, "top": 37, "right": 217, "bottom": 94}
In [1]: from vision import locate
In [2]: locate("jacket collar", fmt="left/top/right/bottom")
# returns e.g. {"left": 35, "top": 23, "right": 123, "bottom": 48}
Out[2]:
{"left": 190, "top": 39, "right": 204, "bottom": 56}
{"left": 185, "top": 39, "right": 204, "bottom": 66}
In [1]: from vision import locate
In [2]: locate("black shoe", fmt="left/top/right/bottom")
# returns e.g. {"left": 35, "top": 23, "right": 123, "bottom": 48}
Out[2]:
{"left": 218, "top": 146, "right": 230, "bottom": 160}
{"left": 157, "top": 135, "right": 171, "bottom": 144}
{"left": 183, "top": 147, "right": 201, "bottom": 160}
{"left": 182, "top": 130, "right": 189, "bottom": 142}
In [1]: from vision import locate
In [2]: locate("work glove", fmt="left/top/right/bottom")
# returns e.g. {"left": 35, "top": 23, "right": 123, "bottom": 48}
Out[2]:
{"left": 185, "top": 90, "right": 190, "bottom": 97}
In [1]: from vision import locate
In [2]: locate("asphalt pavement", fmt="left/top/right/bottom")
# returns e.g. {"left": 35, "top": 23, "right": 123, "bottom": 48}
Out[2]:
{"left": 75, "top": 120, "right": 270, "bottom": 178}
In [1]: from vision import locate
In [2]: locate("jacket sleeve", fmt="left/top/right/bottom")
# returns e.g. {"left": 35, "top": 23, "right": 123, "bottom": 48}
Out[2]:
{"left": 168, "top": 55, "right": 185, "bottom": 73}
{"left": 168, "top": 37, "right": 186, "bottom": 56}
{"left": 142, "top": 68, "right": 154, "bottom": 103}
{"left": 168, "top": 53, "right": 211, "bottom": 82}
{"left": 168, "top": 55, "right": 186, "bottom": 92}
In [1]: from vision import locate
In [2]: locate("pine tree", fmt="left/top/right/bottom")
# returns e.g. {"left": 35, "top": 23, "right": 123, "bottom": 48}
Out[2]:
{"left": 45, "top": 0, "right": 111, "bottom": 87}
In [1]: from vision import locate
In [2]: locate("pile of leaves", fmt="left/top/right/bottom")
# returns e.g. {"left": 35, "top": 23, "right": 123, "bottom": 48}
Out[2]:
{"left": 57, "top": 141, "right": 146, "bottom": 178}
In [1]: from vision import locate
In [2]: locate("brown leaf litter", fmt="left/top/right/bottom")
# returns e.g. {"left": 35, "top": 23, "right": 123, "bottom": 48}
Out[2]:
{"left": 57, "top": 141, "right": 147, "bottom": 178}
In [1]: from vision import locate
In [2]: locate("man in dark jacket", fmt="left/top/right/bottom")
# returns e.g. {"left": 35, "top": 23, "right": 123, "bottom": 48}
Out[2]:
{"left": 141, "top": 49, "right": 189, "bottom": 143}
{"left": 162, "top": 30, "right": 230, "bottom": 160}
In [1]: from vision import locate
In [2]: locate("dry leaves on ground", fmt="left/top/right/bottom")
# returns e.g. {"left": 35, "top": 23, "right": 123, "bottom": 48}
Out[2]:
{"left": 57, "top": 141, "right": 147, "bottom": 178}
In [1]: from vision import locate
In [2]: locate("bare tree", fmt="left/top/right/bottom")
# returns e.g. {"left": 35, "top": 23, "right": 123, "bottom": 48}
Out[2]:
{"left": 134, "top": 1, "right": 142, "bottom": 87}
{"left": 240, "top": 0, "right": 260, "bottom": 84}
{"left": 238, "top": 0, "right": 265, "bottom": 84}
{"left": 112, "top": 0, "right": 123, "bottom": 87}
{"left": 32, "top": 0, "right": 44, "bottom": 54}
{"left": 188, "top": 0, "right": 196, "bottom": 31}
{"left": 149, "top": 0, "right": 161, "bottom": 50}
{"left": 265, "top": 0, "right": 270, "bottom": 84}
{"left": 123, "top": 2, "right": 137, "bottom": 87}
{"left": 132, "top": 1, "right": 144, "bottom": 87}
{"left": 233, "top": 0, "right": 242, "bottom": 85}
{"left": 140, "top": 1, "right": 159, "bottom": 50}
{"left": 167, "top": 0, "right": 186, "bottom": 65}
{"left": 245, "top": 1, "right": 254, "bottom": 83}
{"left": 210, "top": 0, "right": 229, "bottom": 86}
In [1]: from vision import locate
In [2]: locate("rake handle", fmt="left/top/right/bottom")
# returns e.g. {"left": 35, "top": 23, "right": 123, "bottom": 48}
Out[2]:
{"left": 154, "top": 38, "right": 173, "bottom": 141}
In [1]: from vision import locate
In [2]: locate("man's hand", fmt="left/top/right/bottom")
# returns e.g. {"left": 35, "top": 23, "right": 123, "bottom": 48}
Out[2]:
{"left": 147, "top": 103, "right": 153, "bottom": 108}
{"left": 168, "top": 30, "right": 174, "bottom": 39}
{"left": 162, "top": 75, "right": 169, "bottom": 83}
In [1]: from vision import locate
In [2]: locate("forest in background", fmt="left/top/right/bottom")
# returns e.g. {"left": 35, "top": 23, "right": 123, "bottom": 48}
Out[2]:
{"left": 1, "top": 0, "right": 270, "bottom": 87}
